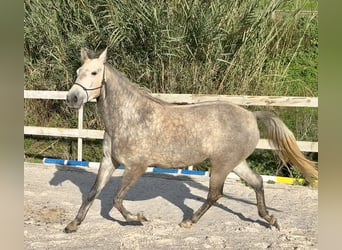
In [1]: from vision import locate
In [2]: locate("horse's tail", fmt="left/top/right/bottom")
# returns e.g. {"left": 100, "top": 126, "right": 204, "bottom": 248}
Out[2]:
{"left": 254, "top": 111, "right": 318, "bottom": 185}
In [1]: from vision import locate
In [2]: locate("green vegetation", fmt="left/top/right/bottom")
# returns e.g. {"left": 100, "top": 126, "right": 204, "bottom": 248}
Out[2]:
{"left": 24, "top": 0, "right": 318, "bottom": 178}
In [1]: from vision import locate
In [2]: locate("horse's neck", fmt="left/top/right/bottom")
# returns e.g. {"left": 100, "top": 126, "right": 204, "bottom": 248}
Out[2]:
{"left": 97, "top": 68, "right": 156, "bottom": 126}
{"left": 107, "top": 68, "right": 147, "bottom": 106}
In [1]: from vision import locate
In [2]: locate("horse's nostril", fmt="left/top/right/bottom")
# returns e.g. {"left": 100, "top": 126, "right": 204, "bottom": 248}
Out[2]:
{"left": 66, "top": 93, "right": 78, "bottom": 105}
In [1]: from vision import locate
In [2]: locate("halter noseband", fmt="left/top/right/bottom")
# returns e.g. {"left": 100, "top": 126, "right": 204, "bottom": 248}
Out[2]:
{"left": 74, "top": 64, "right": 106, "bottom": 102}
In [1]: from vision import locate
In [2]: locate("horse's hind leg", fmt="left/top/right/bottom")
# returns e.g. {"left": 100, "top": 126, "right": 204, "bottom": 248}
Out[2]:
{"left": 114, "top": 165, "right": 148, "bottom": 222}
{"left": 180, "top": 159, "right": 232, "bottom": 228}
{"left": 233, "top": 160, "right": 280, "bottom": 230}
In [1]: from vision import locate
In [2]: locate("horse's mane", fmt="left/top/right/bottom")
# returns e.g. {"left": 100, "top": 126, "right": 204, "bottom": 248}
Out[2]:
{"left": 84, "top": 49, "right": 170, "bottom": 106}
{"left": 106, "top": 64, "right": 171, "bottom": 106}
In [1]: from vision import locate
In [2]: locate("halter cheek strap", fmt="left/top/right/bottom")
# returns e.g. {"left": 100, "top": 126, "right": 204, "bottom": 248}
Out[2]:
{"left": 74, "top": 64, "right": 106, "bottom": 102}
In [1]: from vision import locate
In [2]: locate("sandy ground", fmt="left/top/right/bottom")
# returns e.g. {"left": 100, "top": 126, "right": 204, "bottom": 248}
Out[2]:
{"left": 24, "top": 162, "right": 318, "bottom": 249}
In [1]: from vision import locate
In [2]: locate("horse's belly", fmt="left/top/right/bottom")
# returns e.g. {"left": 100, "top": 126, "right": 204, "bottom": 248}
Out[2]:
{"left": 150, "top": 147, "right": 208, "bottom": 169}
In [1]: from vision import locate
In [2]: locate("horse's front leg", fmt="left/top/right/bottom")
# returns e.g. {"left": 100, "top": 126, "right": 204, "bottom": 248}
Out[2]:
{"left": 114, "top": 165, "right": 148, "bottom": 222}
{"left": 64, "top": 134, "right": 118, "bottom": 233}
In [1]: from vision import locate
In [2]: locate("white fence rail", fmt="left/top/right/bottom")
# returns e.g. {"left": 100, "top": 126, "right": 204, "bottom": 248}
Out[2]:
{"left": 24, "top": 90, "right": 318, "bottom": 161}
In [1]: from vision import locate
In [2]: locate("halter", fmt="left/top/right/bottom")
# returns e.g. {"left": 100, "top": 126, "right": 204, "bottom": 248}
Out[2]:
{"left": 74, "top": 64, "right": 106, "bottom": 102}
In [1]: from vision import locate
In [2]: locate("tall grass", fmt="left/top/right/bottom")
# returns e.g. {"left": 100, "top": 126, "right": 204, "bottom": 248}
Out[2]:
{"left": 25, "top": 0, "right": 317, "bottom": 94}
{"left": 24, "top": 0, "right": 318, "bottom": 175}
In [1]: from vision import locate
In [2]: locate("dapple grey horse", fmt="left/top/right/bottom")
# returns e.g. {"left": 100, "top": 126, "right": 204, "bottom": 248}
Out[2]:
{"left": 64, "top": 48, "right": 318, "bottom": 233}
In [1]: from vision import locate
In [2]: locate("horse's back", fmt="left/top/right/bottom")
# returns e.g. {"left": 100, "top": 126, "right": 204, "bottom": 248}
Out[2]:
{"left": 169, "top": 101, "right": 257, "bottom": 135}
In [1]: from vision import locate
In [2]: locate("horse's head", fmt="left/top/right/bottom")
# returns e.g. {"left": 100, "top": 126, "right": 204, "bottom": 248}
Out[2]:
{"left": 66, "top": 48, "right": 108, "bottom": 109}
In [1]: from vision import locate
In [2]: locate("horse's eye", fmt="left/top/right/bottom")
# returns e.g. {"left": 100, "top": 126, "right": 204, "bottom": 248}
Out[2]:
{"left": 91, "top": 71, "right": 97, "bottom": 75}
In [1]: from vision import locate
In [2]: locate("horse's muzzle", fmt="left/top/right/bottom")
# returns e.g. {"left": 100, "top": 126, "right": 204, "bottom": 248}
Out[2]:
{"left": 66, "top": 91, "right": 84, "bottom": 109}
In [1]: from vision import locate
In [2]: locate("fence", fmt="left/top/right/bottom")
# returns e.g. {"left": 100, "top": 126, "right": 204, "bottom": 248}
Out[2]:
{"left": 24, "top": 90, "right": 318, "bottom": 162}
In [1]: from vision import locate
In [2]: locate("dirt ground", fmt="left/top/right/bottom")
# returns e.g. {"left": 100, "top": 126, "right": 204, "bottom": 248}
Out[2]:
{"left": 24, "top": 162, "right": 318, "bottom": 249}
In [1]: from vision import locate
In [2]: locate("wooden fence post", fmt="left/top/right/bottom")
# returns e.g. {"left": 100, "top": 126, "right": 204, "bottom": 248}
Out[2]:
{"left": 77, "top": 105, "right": 83, "bottom": 161}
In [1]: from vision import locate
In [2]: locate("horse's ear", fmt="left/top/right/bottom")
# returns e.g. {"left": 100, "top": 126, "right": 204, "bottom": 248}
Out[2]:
{"left": 80, "top": 48, "right": 89, "bottom": 63}
{"left": 98, "top": 47, "right": 108, "bottom": 63}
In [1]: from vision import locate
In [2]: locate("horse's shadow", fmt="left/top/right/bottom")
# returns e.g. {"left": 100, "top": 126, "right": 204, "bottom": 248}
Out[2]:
{"left": 49, "top": 166, "right": 280, "bottom": 228}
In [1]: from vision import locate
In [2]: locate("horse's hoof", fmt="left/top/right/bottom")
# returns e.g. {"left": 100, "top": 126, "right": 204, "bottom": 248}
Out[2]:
{"left": 269, "top": 215, "right": 280, "bottom": 231}
{"left": 137, "top": 213, "right": 148, "bottom": 222}
{"left": 126, "top": 212, "right": 148, "bottom": 223}
{"left": 179, "top": 220, "right": 193, "bottom": 228}
{"left": 64, "top": 222, "right": 78, "bottom": 233}
{"left": 272, "top": 220, "right": 280, "bottom": 231}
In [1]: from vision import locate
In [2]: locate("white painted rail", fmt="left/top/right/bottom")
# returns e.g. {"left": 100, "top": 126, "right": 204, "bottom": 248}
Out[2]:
{"left": 24, "top": 90, "right": 318, "bottom": 160}
{"left": 24, "top": 90, "right": 318, "bottom": 107}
